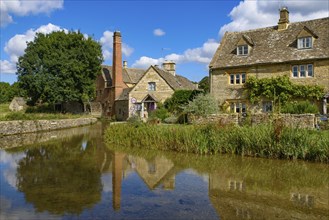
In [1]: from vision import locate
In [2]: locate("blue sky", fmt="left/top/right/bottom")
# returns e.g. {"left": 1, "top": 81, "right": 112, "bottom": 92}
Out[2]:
{"left": 1, "top": 0, "right": 328, "bottom": 84}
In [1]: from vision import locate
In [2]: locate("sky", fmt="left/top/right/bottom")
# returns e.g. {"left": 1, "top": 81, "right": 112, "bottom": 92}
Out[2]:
{"left": 1, "top": 0, "right": 328, "bottom": 85}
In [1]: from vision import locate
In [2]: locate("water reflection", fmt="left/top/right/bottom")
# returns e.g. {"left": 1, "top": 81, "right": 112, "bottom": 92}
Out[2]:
{"left": 0, "top": 122, "right": 328, "bottom": 219}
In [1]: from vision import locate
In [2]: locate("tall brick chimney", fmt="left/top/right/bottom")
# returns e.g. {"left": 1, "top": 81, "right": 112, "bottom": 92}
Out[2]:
{"left": 278, "top": 7, "right": 289, "bottom": 31}
{"left": 112, "top": 31, "right": 124, "bottom": 100}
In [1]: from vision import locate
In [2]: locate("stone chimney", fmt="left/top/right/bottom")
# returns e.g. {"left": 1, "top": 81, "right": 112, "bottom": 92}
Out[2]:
{"left": 123, "top": 61, "right": 127, "bottom": 69}
{"left": 112, "top": 31, "right": 124, "bottom": 100}
{"left": 278, "top": 7, "right": 289, "bottom": 31}
{"left": 162, "top": 60, "right": 176, "bottom": 76}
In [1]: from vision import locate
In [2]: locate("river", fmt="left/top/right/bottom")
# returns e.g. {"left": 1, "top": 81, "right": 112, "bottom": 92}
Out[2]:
{"left": 0, "top": 122, "right": 328, "bottom": 220}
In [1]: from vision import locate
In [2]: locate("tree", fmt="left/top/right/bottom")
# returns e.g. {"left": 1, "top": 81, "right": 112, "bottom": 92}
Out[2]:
{"left": 17, "top": 31, "right": 103, "bottom": 105}
{"left": 164, "top": 90, "right": 202, "bottom": 114}
{"left": 0, "top": 82, "right": 25, "bottom": 103}
{"left": 198, "top": 76, "right": 209, "bottom": 93}
{"left": 184, "top": 93, "right": 219, "bottom": 116}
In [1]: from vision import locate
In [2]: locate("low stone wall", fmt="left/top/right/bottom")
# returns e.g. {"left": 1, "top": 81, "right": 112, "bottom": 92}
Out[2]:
{"left": 0, "top": 118, "right": 98, "bottom": 136}
{"left": 189, "top": 113, "right": 316, "bottom": 129}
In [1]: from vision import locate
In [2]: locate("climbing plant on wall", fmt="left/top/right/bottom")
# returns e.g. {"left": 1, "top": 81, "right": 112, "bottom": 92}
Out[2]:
{"left": 244, "top": 75, "right": 324, "bottom": 104}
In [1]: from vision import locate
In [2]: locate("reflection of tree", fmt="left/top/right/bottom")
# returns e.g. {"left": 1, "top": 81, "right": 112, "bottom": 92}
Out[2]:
{"left": 16, "top": 135, "right": 102, "bottom": 215}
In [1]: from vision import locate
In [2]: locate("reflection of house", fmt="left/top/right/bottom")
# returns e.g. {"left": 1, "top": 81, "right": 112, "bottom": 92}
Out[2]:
{"left": 209, "top": 8, "right": 329, "bottom": 113}
{"left": 9, "top": 97, "right": 26, "bottom": 111}
{"left": 208, "top": 172, "right": 328, "bottom": 220}
{"left": 95, "top": 32, "right": 196, "bottom": 120}
{"left": 127, "top": 155, "right": 176, "bottom": 190}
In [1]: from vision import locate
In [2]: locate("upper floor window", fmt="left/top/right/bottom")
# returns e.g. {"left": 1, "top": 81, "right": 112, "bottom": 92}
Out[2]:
{"left": 237, "top": 45, "right": 248, "bottom": 55}
{"left": 148, "top": 82, "right": 156, "bottom": 91}
{"left": 292, "top": 64, "right": 313, "bottom": 78}
{"left": 298, "top": 37, "right": 312, "bottom": 49}
{"left": 230, "top": 73, "right": 246, "bottom": 85}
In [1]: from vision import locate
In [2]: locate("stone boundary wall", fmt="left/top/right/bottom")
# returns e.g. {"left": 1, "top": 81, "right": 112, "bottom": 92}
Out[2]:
{"left": 0, "top": 118, "right": 98, "bottom": 136}
{"left": 189, "top": 114, "right": 316, "bottom": 129}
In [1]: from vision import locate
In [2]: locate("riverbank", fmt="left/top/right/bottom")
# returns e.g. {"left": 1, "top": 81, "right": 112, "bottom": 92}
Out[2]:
{"left": 0, "top": 118, "right": 98, "bottom": 136}
{"left": 105, "top": 123, "right": 329, "bottom": 163}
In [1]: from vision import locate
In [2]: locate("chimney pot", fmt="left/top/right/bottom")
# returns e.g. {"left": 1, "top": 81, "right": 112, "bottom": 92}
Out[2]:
{"left": 162, "top": 61, "right": 176, "bottom": 76}
{"left": 123, "top": 61, "right": 127, "bottom": 68}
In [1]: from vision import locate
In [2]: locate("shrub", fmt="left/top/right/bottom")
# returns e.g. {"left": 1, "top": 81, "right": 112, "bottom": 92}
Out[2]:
{"left": 149, "top": 103, "right": 170, "bottom": 121}
{"left": 184, "top": 93, "right": 219, "bottom": 116}
{"left": 164, "top": 90, "right": 202, "bottom": 113}
{"left": 281, "top": 101, "right": 319, "bottom": 114}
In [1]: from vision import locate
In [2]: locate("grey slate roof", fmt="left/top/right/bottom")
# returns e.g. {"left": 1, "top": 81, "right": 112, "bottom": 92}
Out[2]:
{"left": 153, "top": 66, "right": 196, "bottom": 90}
{"left": 210, "top": 17, "right": 329, "bottom": 69}
{"left": 117, "top": 88, "right": 133, "bottom": 101}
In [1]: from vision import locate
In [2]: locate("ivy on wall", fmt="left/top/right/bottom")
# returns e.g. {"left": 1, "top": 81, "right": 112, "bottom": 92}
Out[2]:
{"left": 244, "top": 75, "right": 324, "bottom": 104}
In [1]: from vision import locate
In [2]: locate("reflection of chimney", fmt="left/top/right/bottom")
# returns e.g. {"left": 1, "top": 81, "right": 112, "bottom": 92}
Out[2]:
{"left": 113, "top": 31, "right": 124, "bottom": 100}
{"left": 278, "top": 7, "right": 289, "bottom": 31}
{"left": 162, "top": 60, "right": 176, "bottom": 76}
{"left": 112, "top": 152, "right": 125, "bottom": 211}
{"left": 123, "top": 61, "right": 127, "bottom": 69}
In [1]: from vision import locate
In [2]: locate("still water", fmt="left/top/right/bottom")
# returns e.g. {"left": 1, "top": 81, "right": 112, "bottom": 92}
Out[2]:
{"left": 0, "top": 122, "right": 328, "bottom": 220}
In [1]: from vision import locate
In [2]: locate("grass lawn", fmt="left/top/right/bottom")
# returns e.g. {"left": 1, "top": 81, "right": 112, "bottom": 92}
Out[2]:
{"left": 0, "top": 103, "right": 93, "bottom": 121}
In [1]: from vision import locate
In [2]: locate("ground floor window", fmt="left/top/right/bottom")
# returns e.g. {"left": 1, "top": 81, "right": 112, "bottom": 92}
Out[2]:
{"left": 230, "top": 102, "right": 246, "bottom": 113}
{"left": 263, "top": 101, "right": 273, "bottom": 112}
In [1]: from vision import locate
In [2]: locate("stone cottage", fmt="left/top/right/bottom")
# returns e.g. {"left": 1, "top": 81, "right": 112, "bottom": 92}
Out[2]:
{"left": 209, "top": 7, "right": 329, "bottom": 114}
{"left": 9, "top": 97, "right": 26, "bottom": 111}
{"left": 95, "top": 32, "right": 196, "bottom": 120}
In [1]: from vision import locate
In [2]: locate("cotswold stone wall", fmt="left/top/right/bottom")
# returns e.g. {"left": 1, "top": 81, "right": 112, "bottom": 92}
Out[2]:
{"left": 189, "top": 114, "right": 316, "bottom": 129}
{"left": 0, "top": 118, "right": 97, "bottom": 136}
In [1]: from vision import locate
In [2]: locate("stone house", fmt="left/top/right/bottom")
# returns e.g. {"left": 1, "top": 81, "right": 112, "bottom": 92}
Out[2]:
{"left": 209, "top": 7, "right": 329, "bottom": 114}
{"left": 9, "top": 97, "right": 26, "bottom": 111}
{"left": 95, "top": 32, "right": 196, "bottom": 120}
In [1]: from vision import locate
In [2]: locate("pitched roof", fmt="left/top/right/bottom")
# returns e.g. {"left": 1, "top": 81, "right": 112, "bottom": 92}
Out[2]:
{"left": 12, "top": 97, "right": 26, "bottom": 106}
{"left": 153, "top": 66, "right": 196, "bottom": 90}
{"left": 101, "top": 65, "right": 145, "bottom": 85}
{"left": 117, "top": 88, "right": 133, "bottom": 101}
{"left": 210, "top": 17, "right": 329, "bottom": 69}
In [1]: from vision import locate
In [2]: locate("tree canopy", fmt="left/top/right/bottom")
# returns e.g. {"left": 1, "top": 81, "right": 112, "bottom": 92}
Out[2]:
{"left": 0, "top": 82, "right": 26, "bottom": 103}
{"left": 198, "top": 76, "right": 209, "bottom": 93}
{"left": 17, "top": 31, "right": 103, "bottom": 105}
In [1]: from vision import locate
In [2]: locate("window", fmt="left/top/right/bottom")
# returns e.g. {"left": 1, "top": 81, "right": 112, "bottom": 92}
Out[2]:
{"left": 148, "top": 82, "right": 156, "bottom": 91}
{"left": 263, "top": 101, "right": 273, "bottom": 113}
{"left": 298, "top": 37, "right": 312, "bottom": 49}
{"left": 237, "top": 45, "right": 248, "bottom": 55}
{"left": 229, "top": 73, "right": 246, "bottom": 85}
{"left": 292, "top": 64, "right": 313, "bottom": 78}
{"left": 135, "top": 103, "right": 142, "bottom": 111}
{"left": 230, "top": 102, "right": 246, "bottom": 113}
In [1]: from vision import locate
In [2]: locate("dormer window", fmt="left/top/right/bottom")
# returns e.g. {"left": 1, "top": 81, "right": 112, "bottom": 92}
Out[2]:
{"left": 298, "top": 37, "right": 312, "bottom": 49}
{"left": 237, "top": 45, "right": 248, "bottom": 55}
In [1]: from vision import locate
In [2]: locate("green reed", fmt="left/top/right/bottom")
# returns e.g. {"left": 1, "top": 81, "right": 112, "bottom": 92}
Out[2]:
{"left": 105, "top": 123, "right": 329, "bottom": 162}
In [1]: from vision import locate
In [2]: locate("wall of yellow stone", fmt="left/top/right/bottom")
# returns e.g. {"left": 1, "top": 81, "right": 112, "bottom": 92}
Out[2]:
{"left": 211, "top": 59, "right": 329, "bottom": 112}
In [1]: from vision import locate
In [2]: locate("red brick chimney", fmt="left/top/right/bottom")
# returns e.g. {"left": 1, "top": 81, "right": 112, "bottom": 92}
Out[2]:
{"left": 112, "top": 31, "right": 124, "bottom": 100}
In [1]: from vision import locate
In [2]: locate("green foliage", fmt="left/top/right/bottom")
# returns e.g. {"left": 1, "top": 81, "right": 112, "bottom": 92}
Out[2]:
{"left": 184, "top": 93, "right": 219, "bottom": 116}
{"left": 25, "top": 103, "right": 56, "bottom": 113}
{"left": 281, "top": 101, "right": 319, "bottom": 114}
{"left": 17, "top": 31, "right": 103, "bottom": 105}
{"left": 164, "top": 90, "right": 202, "bottom": 113}
{"left": 245, "top": 75, "right": 324, "bottom": 105}
{"left": 149, "top": 103, "right": 170, "bottom": 121}
{"left": 198, "top": 76, "right": 209, "bottom": 93}
{"left": 105, "top": 123, "right": 329, "bottom": 162}
{"left": 0, "top": 82, "right": 26, "bottom": 103}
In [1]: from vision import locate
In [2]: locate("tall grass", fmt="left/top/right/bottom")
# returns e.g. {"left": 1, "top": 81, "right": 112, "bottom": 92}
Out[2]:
{"left": 105, "top": 123, "right": 329, "bottom": 163}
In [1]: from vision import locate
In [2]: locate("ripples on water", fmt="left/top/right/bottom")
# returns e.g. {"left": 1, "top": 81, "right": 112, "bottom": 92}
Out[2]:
{"left": 0, "top": 122, "right": 328, "bottom": 220}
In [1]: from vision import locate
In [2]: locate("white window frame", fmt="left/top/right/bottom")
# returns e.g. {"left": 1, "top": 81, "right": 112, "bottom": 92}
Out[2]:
{"left": 230, "top": 102, "right": 247, "bottom": 113}
{"left": 148, "top": 82, "right": 156, "bottom": 91}
{"left": 229, "top": 73, "right": 246, "bottom": 85}
{"left": 292, "top": 64, "right": 313, "bottom": 78}
{"left": 237, "top": 45, "right": 248, "bottom": 55}
{"left": 298, "top": 37, "right": 312, "bottom": 49}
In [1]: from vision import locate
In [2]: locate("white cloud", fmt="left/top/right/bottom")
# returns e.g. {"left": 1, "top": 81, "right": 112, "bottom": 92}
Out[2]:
{"left": 100, "top": 30, "right": 134, "bottom": 62}
{"left": 219, "top": 0, "right": 329, "bottom": 36}
{"left": 132, "top": 39, "right": 219, "bottom": 68}
{"left": 153, "top": 28, "right": 165, "bottom": 36}
{"left": 1, "top": 23, "right": 65, "bottom": 74}
{"left": 0, "top": 0, "right": 64, "bottom": 27}
{"left": 0, "top": 60, "right": 16, "bottom": 74}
